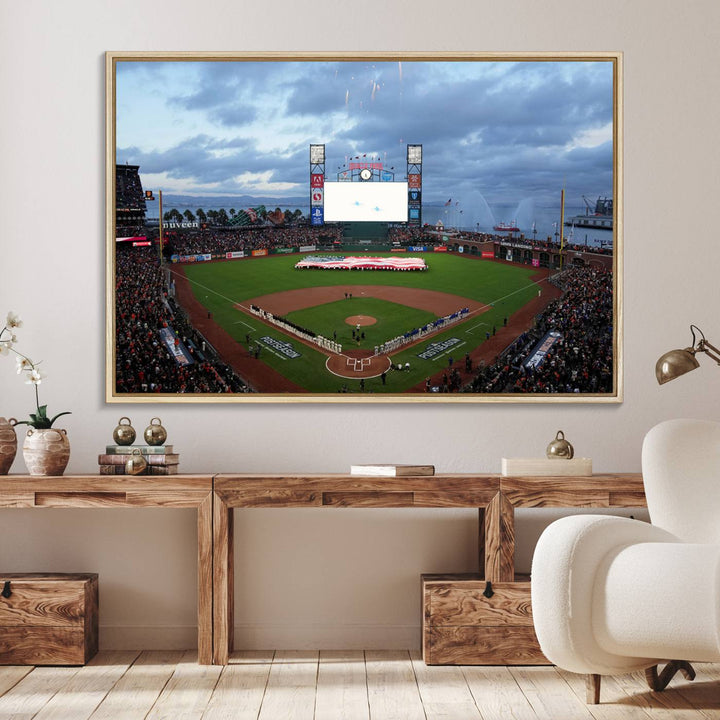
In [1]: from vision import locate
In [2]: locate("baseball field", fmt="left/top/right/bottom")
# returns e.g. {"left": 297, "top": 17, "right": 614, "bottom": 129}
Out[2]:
{"left": 173, "top": 251, "right": 550, "bottom": 394}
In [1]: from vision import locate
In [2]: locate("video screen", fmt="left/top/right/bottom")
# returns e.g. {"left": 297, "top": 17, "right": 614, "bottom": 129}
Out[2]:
{"left": 323, "top": 182, "right": 409, "bottom": 222}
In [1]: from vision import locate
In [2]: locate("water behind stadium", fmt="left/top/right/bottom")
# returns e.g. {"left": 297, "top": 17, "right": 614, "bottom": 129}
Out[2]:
{"left": 157, "top": 196, "right": 614, "bottom": 249}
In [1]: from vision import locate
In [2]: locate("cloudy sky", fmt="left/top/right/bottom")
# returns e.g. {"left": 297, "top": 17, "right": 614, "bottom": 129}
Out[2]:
{"left": 116, "top": 58, "right": 614, "bottom": 208}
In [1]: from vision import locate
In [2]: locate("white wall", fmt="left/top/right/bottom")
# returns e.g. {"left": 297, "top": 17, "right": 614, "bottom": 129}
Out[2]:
{"left": 1, "top": 0, "right": 719, "bottom": 650}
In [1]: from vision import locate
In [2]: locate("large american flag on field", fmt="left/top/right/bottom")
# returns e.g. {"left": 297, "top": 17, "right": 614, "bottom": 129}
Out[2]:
{"left": 295, "top": 256, "right": 427, "bottom": 271}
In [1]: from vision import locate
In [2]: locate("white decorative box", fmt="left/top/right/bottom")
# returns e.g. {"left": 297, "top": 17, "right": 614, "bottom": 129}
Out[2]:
{"left": 501, "top": 457, "right": 592, "bottom": 476}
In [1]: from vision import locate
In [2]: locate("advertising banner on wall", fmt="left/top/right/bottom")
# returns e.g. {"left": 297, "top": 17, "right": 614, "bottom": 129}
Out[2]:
{"left": 310, "top": 173, "right": 324, "bottom": 188}
{"left": 408, "top": 174, "right": 421, "bottom": 189}
{"left": 481, "top": 251, "right": 494, "bottom": 258}
{"left": 225, "top": 251, "right": 245, "bottom": 259}
{"left": 311, "top": 188, "right": 324, "bottom": 206}
{"left": 252, "top": 249, "right": 268, "bottom": 257}
{"left": 311, "top": 207, "right": 324, "bottom": 226}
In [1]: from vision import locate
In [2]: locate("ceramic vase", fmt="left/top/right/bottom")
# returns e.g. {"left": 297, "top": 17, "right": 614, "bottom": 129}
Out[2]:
{"left": 22, "top": 428, "right": 70, "bottom": 476}
{"left": 0, "top": 417, "right": 17, "bottom": 475}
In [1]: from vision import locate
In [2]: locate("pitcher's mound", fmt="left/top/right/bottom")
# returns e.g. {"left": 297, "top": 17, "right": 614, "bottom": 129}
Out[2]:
{"left": 345, "top": 315, "right": 377, "bottom": 327}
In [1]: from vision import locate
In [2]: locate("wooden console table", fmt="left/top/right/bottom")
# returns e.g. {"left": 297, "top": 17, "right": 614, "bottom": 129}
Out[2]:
{"left": 1, "top": 473, "right": 647, "bottom": 666}
{"left": 0, "top": 475, "right": 214, "bottom": 665}
{"left": 212, "top": 473, "right": 645, "bottom": 665}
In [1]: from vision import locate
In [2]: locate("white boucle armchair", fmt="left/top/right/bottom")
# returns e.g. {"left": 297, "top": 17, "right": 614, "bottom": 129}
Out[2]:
{"left": 531, "top": 418, "right": 720, "bottom": 703}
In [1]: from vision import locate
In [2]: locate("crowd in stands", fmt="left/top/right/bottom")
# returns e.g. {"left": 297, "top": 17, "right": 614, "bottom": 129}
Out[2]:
{"left": 163, "top": 225, "right": 343, "bottom": 257}
{"left": 491, "top": 235, "right": 613, "bottom": 256}
{"left": 465, "top": 266, "right": 614, "bottom": 394}
{"left": 387, "top": 226, "right": 438, "bottom": 245}
{"left": 115, "top": 165, "right": 146, "bottom": 227}
{"left": 115, "top": 245, "right": 250, "bottom": 394}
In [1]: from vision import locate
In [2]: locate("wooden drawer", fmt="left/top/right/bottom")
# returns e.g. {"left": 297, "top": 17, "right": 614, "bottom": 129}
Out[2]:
{"left": 422, "top": 573, "right": 548, "bottom": 665}
{"left": 0, "top": 573, "right": 98, "bottom": 665}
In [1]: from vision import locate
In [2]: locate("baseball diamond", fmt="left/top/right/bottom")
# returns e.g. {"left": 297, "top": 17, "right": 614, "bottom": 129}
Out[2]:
{"left": 170, "top": 250, "right": 563, "bottom": 394}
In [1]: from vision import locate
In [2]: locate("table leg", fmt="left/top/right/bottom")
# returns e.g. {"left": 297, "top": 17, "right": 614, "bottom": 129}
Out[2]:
{"left": 483, "top": 492, "right": 515, "bottom": 582}
{"left": 197, "top": 493, "right": 213, "bottom": 665}
{"left": 213, "top": 492, "right": 234, "bottom": 665}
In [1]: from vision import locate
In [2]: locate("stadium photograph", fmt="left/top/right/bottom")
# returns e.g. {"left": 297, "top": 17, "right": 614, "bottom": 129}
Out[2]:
{"left": 108, "top": 53, "right": 620, "bottom": 401}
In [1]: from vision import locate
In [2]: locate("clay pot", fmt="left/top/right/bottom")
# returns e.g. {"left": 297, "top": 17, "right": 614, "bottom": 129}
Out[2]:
{"left": 22, "top": 428, "right": 70, "bottom": 476}
{"left": 0, "top": 417, "right": 18, "bottom": 475}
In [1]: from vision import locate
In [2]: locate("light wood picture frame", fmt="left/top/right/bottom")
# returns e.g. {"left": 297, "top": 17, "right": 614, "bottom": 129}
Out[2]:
{"left": 107, "top": 52, "right": 622, "bottom": 403}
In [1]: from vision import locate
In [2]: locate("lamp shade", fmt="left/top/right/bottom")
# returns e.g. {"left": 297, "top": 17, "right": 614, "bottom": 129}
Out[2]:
{"left": 655, "top": 348, "right": 700, "bottom": 385}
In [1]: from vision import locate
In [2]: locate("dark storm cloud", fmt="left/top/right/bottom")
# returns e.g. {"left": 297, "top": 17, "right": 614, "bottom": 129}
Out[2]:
{"left": 118, "top": 133, "right": 310, "bottom": 193}
{"left": 119, "top": 59, "right": 614, "bottom": 202}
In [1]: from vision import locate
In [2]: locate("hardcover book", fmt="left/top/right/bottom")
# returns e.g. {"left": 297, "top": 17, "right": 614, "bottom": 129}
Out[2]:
{"left": 98, "top": 453, "right": 179, "bottom": 466}
{"left": 105, "top": 445, "right": 174, "bottom": 455}
{"left": 98, "top": 464, "right": 179, "bottom": 475}
{"left": 349, "top": 464, "right": 435, "bottom": 477}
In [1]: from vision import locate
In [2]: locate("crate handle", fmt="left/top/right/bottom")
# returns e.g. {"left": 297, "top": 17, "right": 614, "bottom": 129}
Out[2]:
{"left": 483, "top": 581, "right": 494, "bottom": 598}
{"left": 1, "top": 581, "right": 10, "bottom": 599}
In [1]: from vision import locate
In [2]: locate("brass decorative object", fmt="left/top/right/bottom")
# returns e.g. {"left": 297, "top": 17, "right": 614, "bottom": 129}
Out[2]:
{"left": 112, "top": 416, "right": 136, "bottom": 445}
{"left": 656, "top": 325, "right": 720, "bottom": 384}
{"left": 125, "top": 448, "right": 147, "bottom": 475}
{"left": 546, "top": 430, "right": 574, "bottom": 459}
{"left": 143, "top": 418, "right": 167, "bottom": 446}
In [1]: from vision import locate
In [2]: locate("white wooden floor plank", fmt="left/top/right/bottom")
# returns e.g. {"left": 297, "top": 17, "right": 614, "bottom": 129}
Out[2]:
{"left": 509, "top": 666, "right": 595, "bottom": 720}
{"left": 201, "top": 651, "right": 273, "bottom": 720}
{"left": 32, "top": 650, "right": 140, "bottom": 720}
{"left": 0, "top": 665, "right": 80, "bottom": 719}
{"left": 365, "top": 650, "right": 425, "bottom": 720}
{"left": 590, "top": 670, "right": 700, "bottom": 720}
{"left": 0, "top": 667, "right": 33, "bottom": 699}
{"left": 145, "top": 649, "right": 223, "bottom": 720}
{"left": 409, "top": 650, "right": 483, "bottom": 720}
{"left": 88, "top": 650, "right": 184, "bottom": 720}
{"left": 314, "top": 650, "right": 369, "bottom": 720}
{"left": 0, "top": 651, "right": 715, "bottom": 720}
{"left": 462, "top": 665, "right": 538, "bottom": 720}
{"left": 653, "top": 664, "right": 720, "bottom": 720}
{"left": 257, "top": 650, "right": 318, "bottom": 720}
{"left": 555, "top": 668, "right": 653, "bottom": 719}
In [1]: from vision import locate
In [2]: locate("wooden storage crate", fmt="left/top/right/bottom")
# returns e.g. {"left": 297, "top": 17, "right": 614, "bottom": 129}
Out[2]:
{"left": 0, "top": 573, "right": 98, "bottom": 665}
{"left": 422, "top": 573, "right": 548, "bottom": 665}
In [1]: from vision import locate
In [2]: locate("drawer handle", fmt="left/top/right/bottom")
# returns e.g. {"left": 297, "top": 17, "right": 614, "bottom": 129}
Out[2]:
{"left": 483, "top": 581, "right": 494, "bottom": 599}
{"left": 1, "top": 581, "right": 10, "bottom": 599}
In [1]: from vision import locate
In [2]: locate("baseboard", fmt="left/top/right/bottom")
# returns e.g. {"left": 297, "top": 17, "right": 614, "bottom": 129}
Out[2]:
{"left": 233, "top": 623, "right": 421, "bottom": 650}
{"left": 100, "top": 623, "right": 422, "bottom": 650}
{"left": 100, "top": 625, "right": 198, "bottom": 650}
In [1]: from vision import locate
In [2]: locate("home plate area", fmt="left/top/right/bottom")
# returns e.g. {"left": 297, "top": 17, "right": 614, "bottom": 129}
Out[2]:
{"left": 326, "top": 350, "right": 392, "bottom": 379}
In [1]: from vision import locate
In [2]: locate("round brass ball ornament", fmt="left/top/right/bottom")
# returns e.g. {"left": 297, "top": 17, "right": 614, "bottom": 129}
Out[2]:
{"left": 112, "top": 417, "right": 136, "bottom": 446}
{"left": 546, "top": 430, "right": 574, "bottom": 459}
{"left": 125, "top": 448, "right": 147, "bottom": 476}
{"left": 144, "top": 418, "right": 167, "bottom": 446}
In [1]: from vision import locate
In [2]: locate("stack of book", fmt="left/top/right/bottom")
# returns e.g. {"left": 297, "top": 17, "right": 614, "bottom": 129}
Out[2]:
{"left": 98, "top": 445, "right": 180, "bottom": 475}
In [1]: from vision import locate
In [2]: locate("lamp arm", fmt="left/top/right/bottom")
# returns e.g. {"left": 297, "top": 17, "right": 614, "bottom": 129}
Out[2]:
{"left": 698, "top": 339, "right": 720, "bottom": 365}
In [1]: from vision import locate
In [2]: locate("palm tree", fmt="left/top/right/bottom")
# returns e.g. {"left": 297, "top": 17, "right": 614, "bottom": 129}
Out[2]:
{"left": 196, "top": 208, "right": 207, "bottom": 223}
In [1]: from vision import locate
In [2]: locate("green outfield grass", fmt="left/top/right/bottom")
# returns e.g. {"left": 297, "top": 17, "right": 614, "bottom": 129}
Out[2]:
{"left": 286, "top": 298, "right": 437, "bottom": 352}
{"left": 180, "top": 252, "right": 541, "bottom": 393}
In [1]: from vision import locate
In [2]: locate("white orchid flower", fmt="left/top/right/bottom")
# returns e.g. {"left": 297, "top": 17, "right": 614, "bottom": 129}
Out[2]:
{"left": 25, "top": 368, "right": 46, "bottom": 385}
{"left": 6, "top": 312, "right": 22, "bottom": 329}
{"left": 16, "top": 356, "right": 33, "bottom": 373}
{"left": 0, "top": 342, "right": 10, "bottom": 356}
